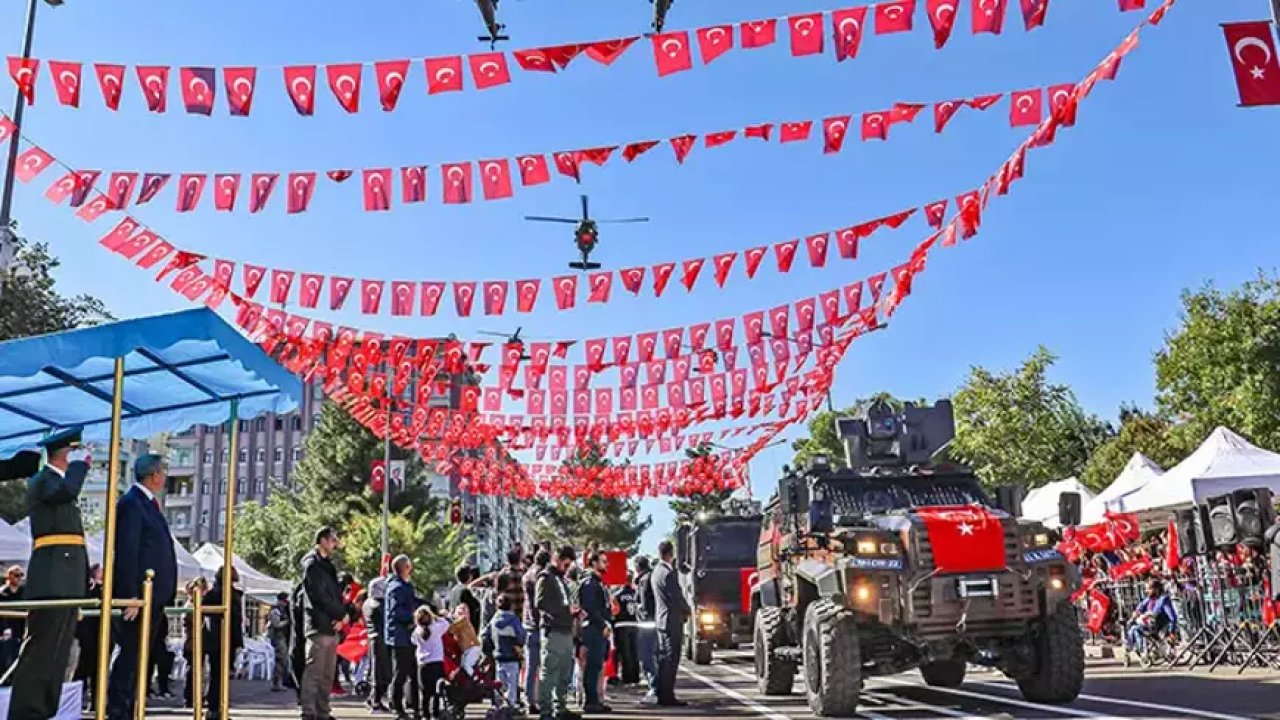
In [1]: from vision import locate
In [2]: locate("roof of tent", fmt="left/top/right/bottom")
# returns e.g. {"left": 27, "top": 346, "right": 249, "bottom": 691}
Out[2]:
{"left": 84, "top": 532, "right": 207, "bottom": 584}
{"left": 1124, "top": 427, "right": 1280, "bottom": 512}
{"left": 0, "top": 308, "right": 301, "bottom": 459}
{"left": 1081, "top": 453, "right": 1165, "bottom": 524}
{"left": 1021, "top": 477, "right": 1095, "bottom": 528}
{"left": 0, "top": 520, "right": 29, "bottom": 563}
{"left": 191, "top": 542, "right": 292, "bottom": 597}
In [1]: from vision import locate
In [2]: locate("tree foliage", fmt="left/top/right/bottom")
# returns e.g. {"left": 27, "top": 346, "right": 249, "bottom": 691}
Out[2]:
{"left": 235, "top": 402, "right": 468, "bottom": 582}
{"left": 1155, "top": 273, "right": 1280, "bottom": 453}
{"left": 527, "top": 442, "right": 651, "bottom": 553}
{"left": 1078, "top": 405, "right": 1185, "bottom": 491}
{"left": 951, "top": 347, "right": 1112, "bottom": 489}
{"left": 668, "top": 443, "right": 735, "bottom": 526}
{"left": 0, "top": 232, "right": 111, "bottom": 521}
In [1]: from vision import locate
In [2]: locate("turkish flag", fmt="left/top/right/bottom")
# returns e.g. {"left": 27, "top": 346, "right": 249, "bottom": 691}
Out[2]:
{"left": 285, "top": 172, "right": 315, "bottom": 214}
{"left": 424, "top": 56, "right": 464, "bottom": 94}
{"left": 329, "top": 276, "right": 354, "bottom": 310}
{"left": 105, "top": 172, "right": 138, "bottom": 210}
{"left": 442, "top": 162, "right": 473, "bottom": 204}
{"left": 97, "top": 218, "right": 140, "bottom": 251}
{"left": 298, "top": 273, "right": 324, "bottom": 308}
{"left": 374, "top": 59, "right": 409, "bottom": 111}
{"left": 269, "top": 270, "right": 295, "bottom": 304}
{"left": 926, "top": 0, "right": 959, "bottom": 47}
{"left": 363, "top": 168, "right": 393, "bottom": 211}
{"left": 1118, "top": 0, "right": 1145, "bottom": 10}
{"left": 934, "top": 100, "right": 963, "bottom": 133}
{"left": 924, "top": 199, "right": 949, "bottom": 228}
{"left": 774, "top": 240, "right": 799, "bottom": 272}
{"left": 740, "top": 19, "right": 778, "bottom": 48}
{"left": 552, "top": 275, "right": 578, "bottom": 310}
{"left": 971, "top": 0, "right": 1007, "bottom": 34}
{"left": 822, "top": 115, "right": 852, "bottom": 153}
{"left": 862, "top": 112, "right": 890, "bottom": 140}
{"left": 620, "top": 267, "right": 645, "bottom": 294}
{"left": 283, "top": 65, "right": 317, "bottom": 115}
{"left": 1009, "top": 88, "right": 1043, "bottom": 126}
{"left": 224, "top": 66, "right": 256, "bottom": 115}
{"left": 48, "top": 60, "right": 81, "bottom": 107}
{"left": 179, "top": 66, "right": 216, "bottom": 115}
{"left": 768, "top": 306, "right": 790, "bottom": 340}
{"left": 517, "top": 155, "right": 551, "bottom": 186}
{"left": 779, "top": 121, "right": 812, "bottom": 143}
{"left": 483, "top": 281, "right": 508, "bottom": 315}
{"left": 513, "top": 48, "right": 557, "bottom": 73}
{"left": 360, "top": 280, "right": 385, "bottom": 314}
{"left": 652, "top": 32, "right": 694, "bottom": 76}
{"left": 175, "top": 174, "right": 206, "bottom": 212}
{"left": 704, "top": 130, "right": 736, "bottom": 148}
{"left": 585, "top": 38, "right": 638, "bottom": 65}
{"left": 805, "top": 233, "right": 830, "bottom": 267}
{"left": 652, "top": 262, "right": 676, "bottom": 297}
{"left": 400, "top": 166, "right": 427, "bottom": 203}
{"left": 916, "top": 505, "right": 1006, "bottom": 573}
{"left": 1020, "top": 0, "right": 1049, "bottom": 30}
{"left": 742, "top": 247, "right": 768, "bottom": 279}
{"left": 44, "top": 171, "right": 86, "bottom": 206}
{"left": 1223, "top": 22, "right": 1280, "bottom": 106}
{"left": 875, "top": 1, "right": 915, "bottom": 34}
{"left": 326, "top": 63, "right": 362, "bottom": 113}
{"left": 135, "top": 66, "right": 169, "bottom": 112}
{"left": 670, "top": 135, "right": 696, "bottom": 164}
{"left": 453, "top": 282, "right": 477, "bottom": 317}
{"left": 788, "top": 13, "right": 824, "bottom": 56}
{"left": 712, "top": 253, "right": 736, "bottom": 287}
{"left": 680, "top": 258, "right": 704, "bottom": 291}
{"left": 1085, "top": 588, "right": 1110, "bottom": 634}
{"left": 1048, "top": 83, "right": 1079, "bottom": 126}
{"left": 469, "top": 53, "right": 512, "bottom": 89}
{"left": 245, "top": 173, "right": 276, "bottom": 213}
{"left": 697, "top": 26, "right": 734, "bottom": 64}
{"left": 212, "top": 173, "right": 239, "bottom": 211}
{"left": 834, "top": 227, "right": 859, "bottom": 259}
{"left": 420, "top": 282, "right": 445, "bottom": 316}
{"left": 95, "top": 63, "right": 126, "bottom": 110}
{"left": 479, "top": 159, "right": 514, "bottom": 200}
{"left": 832, "top": 7, "right": 869, "bottom": 61}
{"left": 552, "top": 152, "right": 580, "bottom": 181}
{"left": 515, "top": 279, "right": 540, "bottom": 312}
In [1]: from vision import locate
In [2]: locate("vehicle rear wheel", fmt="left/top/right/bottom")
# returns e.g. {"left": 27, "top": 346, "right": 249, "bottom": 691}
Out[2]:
{"left": 1014, "top": 600, "right": 1085, "bottom": 704}
{"left": 802, "top": 600, "right": 861, "bottom": 717}
{"left": 919, "top": 659, "right": 967, "bottom": 688}
{"left": 694, "top": 640, "right": 713, "bottom": 665}
{"left": 754, "top": 606, "right": 794, "bottom": 695}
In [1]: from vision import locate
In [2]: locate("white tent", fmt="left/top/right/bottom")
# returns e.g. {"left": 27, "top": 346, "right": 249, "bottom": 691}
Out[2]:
{"left": 1080, "top": 453, "right": 1164, "bottom": 524}
{"left": 1124, "top": 427, "right": 1280, "bottom": 512}
{"left": 85, "top": 532, "right": 208, "bottom": 584}
{"left": 1021, "top": 477, "right": 1095, "bottom": 528}
{"left": 0, "top": 520, "right": 29, "bottom": 563}
{"left": 191, "top": 542, "right": 291, "bottom": 598}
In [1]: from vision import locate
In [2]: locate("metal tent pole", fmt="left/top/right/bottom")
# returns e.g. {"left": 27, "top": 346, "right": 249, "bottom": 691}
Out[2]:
{"left": 220, "top": 399, "right": 240, "bottom": 717}
{"left": 380, "top": 364, "right": 393, "bottom": 563}
{"left": 93, "top": 356, "right": 125, "bottom": 720}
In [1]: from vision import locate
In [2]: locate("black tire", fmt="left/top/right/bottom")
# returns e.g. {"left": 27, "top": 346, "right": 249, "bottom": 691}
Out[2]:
{"left": 919, "top": 659, "right": 967, "bottom": 688}
{"left": 694, "top": 640, "right": 713, "bottom": 665}
{"left": 755, "top": 606, "right": 795, "bottom": 695}
{"left": 802, "top": 600, "right": 861, "bottom": 717}
{"left": 1015, "top": 600, "right": 1085, "bottom": 704}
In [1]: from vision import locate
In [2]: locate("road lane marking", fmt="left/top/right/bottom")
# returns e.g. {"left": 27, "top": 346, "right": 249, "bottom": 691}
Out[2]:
{"left": 681, "top": 666, "right": 794, "bottom": 720}
{"left": 876, "top": 677, "right": 1124, "bottom": 719}
{"left": 969, "top": 680, "right": 1259, "bottom": 720}
{"left": 862, "top": 690, "right": 993, "bottom": 719}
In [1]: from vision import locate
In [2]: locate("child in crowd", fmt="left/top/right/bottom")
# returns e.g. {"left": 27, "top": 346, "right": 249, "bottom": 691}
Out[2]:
{"left": 449, "top": 603, "right": 484, "bottom": 675}
{"left": 484, "top": 594, "right": 528, "bottom": 708}
{"left": 412, "top": 606, "right": 451, "bottom": 720}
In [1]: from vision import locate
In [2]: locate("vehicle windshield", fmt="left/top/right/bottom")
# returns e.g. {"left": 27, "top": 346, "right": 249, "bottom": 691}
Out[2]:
{"left": 821, "top": 477, "right": 990, "bottom": 516}
{"left": 696, "top": 522, "right": 758, "bottom": 569}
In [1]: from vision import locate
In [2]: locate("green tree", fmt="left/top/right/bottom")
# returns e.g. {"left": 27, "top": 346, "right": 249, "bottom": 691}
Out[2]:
{"left": 527, "top": 443, "right": 651, "bottom": 553}
{"left": 344, "top": 511, "right": 470, "bottom": 591}
{"left": 951, "top": 347, "right": 1112, "bottom": 489}
{"left": 1155, "top": 273, "right": 1280, "bottom": 453}
{"left": 1079, "top": 406, "right": 1186, "bottom": 491}
{"left": 0, "top": 232, "right": 111, "bottom": 521}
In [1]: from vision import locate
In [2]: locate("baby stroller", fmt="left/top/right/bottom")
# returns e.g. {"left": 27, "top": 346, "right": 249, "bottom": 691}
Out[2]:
{"left": 438, "top": 631, "right": 516, "bottom": 720}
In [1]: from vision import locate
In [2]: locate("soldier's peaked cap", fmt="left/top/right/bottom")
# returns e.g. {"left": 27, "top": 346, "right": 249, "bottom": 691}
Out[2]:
{"left": 38, "top": 426, "right": 83, "bottom": 453}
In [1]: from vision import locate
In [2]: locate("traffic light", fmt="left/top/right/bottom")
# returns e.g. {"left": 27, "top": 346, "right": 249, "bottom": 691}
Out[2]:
{"left": 449, "top": 498, "right": 463, "bottom": 525}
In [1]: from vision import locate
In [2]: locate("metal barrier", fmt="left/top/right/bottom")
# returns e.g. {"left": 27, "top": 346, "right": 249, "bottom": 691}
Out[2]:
{"left": 1077, "top": 559, "right": 1279, "bottom": 672}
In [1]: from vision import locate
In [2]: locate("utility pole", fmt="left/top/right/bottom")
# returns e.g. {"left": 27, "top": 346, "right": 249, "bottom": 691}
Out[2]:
{"left": 0, "top": 0, "right": 57, "bottom": 299}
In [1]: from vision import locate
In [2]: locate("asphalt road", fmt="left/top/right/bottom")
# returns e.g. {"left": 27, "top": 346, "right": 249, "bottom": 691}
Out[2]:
{"left": 141, "top": 649, "right": 1280, "bottom": 719}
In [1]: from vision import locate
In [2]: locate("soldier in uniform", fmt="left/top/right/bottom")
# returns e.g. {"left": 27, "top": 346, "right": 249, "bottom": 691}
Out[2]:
{"left": 7, "top": 427, "right": 91, "bottom": 720}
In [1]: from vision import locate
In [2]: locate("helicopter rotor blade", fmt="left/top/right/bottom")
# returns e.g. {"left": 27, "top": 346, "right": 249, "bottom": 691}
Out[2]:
{"left": 476, "top": 330, "right": 511, "bottom": 338}
{"left": 524, "top": 216, "right": 579, "bottom": 224}
{"left": 595, "top": 217, "right": 650, "bottom": 224}
{"left": 581, "top": 194, "right": 590, "bottom": 221}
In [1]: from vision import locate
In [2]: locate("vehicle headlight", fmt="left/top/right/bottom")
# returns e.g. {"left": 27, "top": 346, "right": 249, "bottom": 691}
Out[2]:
{"left": 853, "top": 537, "right": 898, "bottom": 556}
{"left": 698, "top": 610, "right": 718, "bottom": 626}
{"left": 1023, "top": 531, "right": 1052, "bottom": 548}
{"left": 856, "top": 539, "right": 878, "bottom": 555}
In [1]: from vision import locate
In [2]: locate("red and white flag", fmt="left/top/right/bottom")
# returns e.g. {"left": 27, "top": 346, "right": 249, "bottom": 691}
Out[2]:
{"left": 517, "top": 155, "right": 551, "bottom": 186}
{"left": 363, "top": 169, "right": 392, "bottom": 211}
{"left": 95, "top": 63, "right": 126, "bottom": 110}
{"left": 326, "top": 63, "right": 362, "bottom": 113}
{"left": 515, "top": 279, "right": 540, "bottom": 312}
{"left": 424, "top": 56, "right": 464, "bottom": 94}
{"left": 697, "top": 26, "right": 734, "bottom": 64}
{"left": 48, "top": 60, "right": 81, "bottom": 107}
{"left": 652, "top": 32, "right": 693, "bottom": 76}
{"left": 832, "top": 8, "right": 869, "bottom": 61}
{"left": 224, "top": 66, "right": 256, "bottom": 115}
{"left": 926, "top": 0, "right": 959, "bottom": 48}
{"left": 788, "top": 13, "right": 824, "bottom": 56}
{"left": 442, "top": 162, "right": 473, "bottom": 204}
{"left": 286, "top": 172, "right": 315, "bottom": 214}
{"left": 1222, "top": 21, "right": 1280, "bottom": 106}
{"left": 479, "top": 159, "right": 514, "bottom": 200}
{"left": 916, "top": 505, "right": 1006, "bottom": 573}
{"left": 180, "top": 67, "right": 217, "bottom": 115}
{"left": 250, "top": 173, "right": 279, "bottom": 213}
{"left": 740, "top": 20, "right": 778, "bottom": 49}
{"left": 972, "top": 0, "right": 1007, "bottom": 34}
{"left": 136, "top": 66, "right": 169, "bottom": 112}
{"left": 212, "top": 173, "right": 239, "bottom": 211}
{"left": 875, "top": 0, "right": 916, "bottom": 34}
{"left": 483, "top": 281, "right": 508, "bottom": 315}
{"left": 401, "top": 166, "right": 427, "bottom": 203}
{"left": 1009, "top": 88, "right": 1043, "bottom": 126}
{"left": 374, "top": 59, "right": 409, "bottom": 111}
{"left": 468, "top": 53, "right": 512, "bottom": 89}
{"left": 283, "top": 65, "right": 317, "bottom": 115}
{"left": 453, "top": 282, "right": 477, "bottom": 317}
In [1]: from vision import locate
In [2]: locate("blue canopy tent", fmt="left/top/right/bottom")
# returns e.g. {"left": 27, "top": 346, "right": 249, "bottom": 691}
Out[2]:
{"left": 0, "top": 307, "right": 301, "bottom": 720}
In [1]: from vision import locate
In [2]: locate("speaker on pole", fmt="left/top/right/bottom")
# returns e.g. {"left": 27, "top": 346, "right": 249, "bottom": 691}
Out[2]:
{"left": 1175, "top": 508, "right": 1200, "bottom": 557}
{"left": 1058, "top": 491, "right": 1082, "bottom": 528}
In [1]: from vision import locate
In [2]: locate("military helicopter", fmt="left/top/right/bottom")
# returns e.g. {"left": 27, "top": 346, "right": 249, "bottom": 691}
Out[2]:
{"left": 478, "top": 327, "right": 533, "bottom": 362}
{"left": 475, "top": 0, "right": 509, "bottom": 47}
{"left": 651, "top": 0, "right": 674, "bottom": 33}
{"left": 525, "top": 195, "right": 649, "bottom": 271}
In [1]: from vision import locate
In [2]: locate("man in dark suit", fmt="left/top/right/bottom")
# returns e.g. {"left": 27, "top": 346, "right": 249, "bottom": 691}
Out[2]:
{"left": 651, "top": 540, "right": 690, "bottom": 707}
{"left": 7, "top": 427, "right": 91, "bottom": 720}
{"left": 106, "top": 453, "right": 178, "bottom": 720}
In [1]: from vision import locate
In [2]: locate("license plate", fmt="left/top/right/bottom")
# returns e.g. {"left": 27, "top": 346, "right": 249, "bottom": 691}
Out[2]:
{"left": 956, "top": 577, "right": 998, "bottom": 598}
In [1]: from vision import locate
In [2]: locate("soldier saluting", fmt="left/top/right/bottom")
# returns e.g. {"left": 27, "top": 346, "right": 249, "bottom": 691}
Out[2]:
{"left": 6, "top": 427, "right": 91, "bottom": 720}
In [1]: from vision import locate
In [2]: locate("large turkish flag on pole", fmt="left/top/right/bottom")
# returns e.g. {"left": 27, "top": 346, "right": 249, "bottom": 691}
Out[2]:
{"left": 1222, "top": 21, "right": 1280, "bottom": 106}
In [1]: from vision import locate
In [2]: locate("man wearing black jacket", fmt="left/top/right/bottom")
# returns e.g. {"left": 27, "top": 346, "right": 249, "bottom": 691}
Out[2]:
{"left": 361, "top": 577, "right": 391, "bottom": 712}
{"left": 579, "top": 552, "right": 613, "bottom": 713}
{"left": 651, "top": 541, "right": 690, "bottom": 707}
{"left": 299, "top": 526, "right": 347, "bottom": 720}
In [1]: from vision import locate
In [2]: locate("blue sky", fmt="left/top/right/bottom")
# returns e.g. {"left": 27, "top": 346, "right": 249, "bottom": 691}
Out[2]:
{"left": 5, "top": 0, "right": 1277, "bottom": 553}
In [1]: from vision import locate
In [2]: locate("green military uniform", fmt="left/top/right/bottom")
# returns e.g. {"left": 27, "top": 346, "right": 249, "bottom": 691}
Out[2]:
{"left": 7, "top": 428, "right": 90, "bottom": 720}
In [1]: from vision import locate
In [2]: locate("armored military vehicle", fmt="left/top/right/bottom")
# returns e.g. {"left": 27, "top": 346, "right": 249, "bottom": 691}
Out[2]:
{"left": 675, "top": 500, "right": 762, "bottom": 665}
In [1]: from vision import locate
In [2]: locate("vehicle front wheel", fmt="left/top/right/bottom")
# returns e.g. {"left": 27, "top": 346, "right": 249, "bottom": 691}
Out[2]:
{"left": 755, "top": 606, "right": 795, "bottom": 695}
{"left": 802, "top": 601, "right": 861, "bottom": 717}
{"left": 694, "top": 640, "right": 713, "bottom": 665}
{"left": 1014, "top": 600, "right": 1085, "bottom": 704}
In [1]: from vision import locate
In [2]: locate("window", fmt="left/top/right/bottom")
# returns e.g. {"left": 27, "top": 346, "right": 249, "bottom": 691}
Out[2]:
{"left": 218, "top": 509, "right": 226, "bottom": 528}
{"left": 203, "top": 450, "right": 212, "bottom": 464}
{"left": 239, "top": 420, "right": 249, "bottom": 432}
{"left": 292, "top": 416, "right": 302, "bottom": 431}
{"left": 173, "top": 512, "right": 188, "bottom": 529}
{"left": 273, "top": 447, "right": 283, "bottom": 462}
{"left": 255, "top": 447, "right": 266, "bottom": 463}
{"left": 200, "top": 509, "right": 210, "bottom": 528}
{"left": 255, "top": 418, "right": 266, "bottom": 431}
{"left": 238, "top": 448, "right": 247, "bottom": 463}
{"left": 293, "top": 446, "right": 303, "bottom": 462}
{"left": 274, "top": 417, "right": 284, "bottom": 431}
{"left": 256, "top": 480, "right": 266, "bottom": 494}
{"left": 312, "top": 413, "right": 322, "bottom": 429}
{"left": 237, "top": 480, "right": 245, "bottom": 495}
{"left": 201, "top": 481, "right": 210, "bottom": 495}
{"left": 220, "top": 448, "right": 229, "bottom": 462}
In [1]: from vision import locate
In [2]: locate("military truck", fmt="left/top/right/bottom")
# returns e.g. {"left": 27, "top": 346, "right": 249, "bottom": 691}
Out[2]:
{"left": 751, "top": 399, "right": 1083, "bottom": 716}
{"left": 676, "top": 502, "right": 762, "bottom": 665}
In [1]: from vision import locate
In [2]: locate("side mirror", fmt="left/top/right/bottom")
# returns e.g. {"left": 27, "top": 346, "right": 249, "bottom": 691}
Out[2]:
{"left": 1058, "top": 491, "right": 1082, "bottom": 527}
{"left": 994, "top": 484, "right": 1025, "bottom": 518}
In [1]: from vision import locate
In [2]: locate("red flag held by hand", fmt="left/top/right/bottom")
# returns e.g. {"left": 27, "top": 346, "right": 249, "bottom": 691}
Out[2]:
{"left": 1223, "top": 21, "right": 1280, "bottom": 106}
